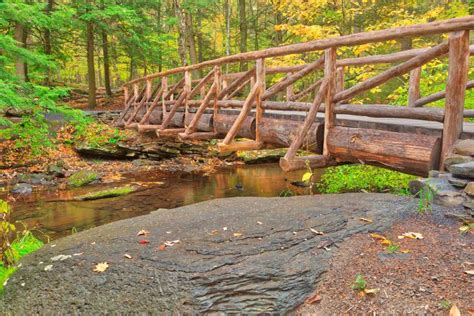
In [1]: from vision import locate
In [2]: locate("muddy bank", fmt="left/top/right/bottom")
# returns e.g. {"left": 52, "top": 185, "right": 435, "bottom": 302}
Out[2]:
{"left": 0, "top": 193, "right": 452, "bottom": 313}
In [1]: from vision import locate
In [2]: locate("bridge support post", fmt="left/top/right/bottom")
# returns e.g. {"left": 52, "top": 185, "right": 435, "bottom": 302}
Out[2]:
{"left": 323, "top": 47, "right": 337, "bottom": 157}
{"left": 441, "top": 30, "right": 470, "bottom": 169}
{"left": 408, "top": 67, "right": 421, "bottom": 107}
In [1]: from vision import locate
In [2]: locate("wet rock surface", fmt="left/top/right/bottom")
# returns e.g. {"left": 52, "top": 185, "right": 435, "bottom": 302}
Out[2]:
{"left": 0, "top": 194, "right": 422, "bottom": 314}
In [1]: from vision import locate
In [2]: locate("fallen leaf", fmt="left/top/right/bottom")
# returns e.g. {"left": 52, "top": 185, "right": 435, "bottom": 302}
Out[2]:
{"left": 398, "top": 232, "right": 423, "bottom": 240}
{"left": 370, "top": 233, "right": 387, "bottom": 241}
{"left": 233, "top": 232, "right": 243, "bottom": 237}
{"left": 305, "top": 293, "right": 321, "bottom": 304}
{"left": 449, "top": 304, "right": 461, "bottom": 316}
{"left": 123, "top": 254, "right": 132, "bottom": 259}
{"left": 164, "top": 240, "right": 180, "bottom": 247}
{"left": 138, "top": 240, "right": 150, "bottom": 245}
{"left": 137, "top": 229, "right": 150, "bottom": 236}
{"left": 257, "top": 221, "right": 263, "bottom": 225}
{"left": 44, "top": 265, "right": 53, "bottom": 271}
{"left": 223, "top": 227, "right": 228, "bottom": 231}
{"left": 158, "top": 244, "right": 166, "bottom": 251}
{"left": 381, "top": 239, "right": 392, "bottom": 246}
{"left": 93, "top": 262, "right": 109, "bottom": 273}
{"left": 464, "top": 270, "right": 474, "bottom": 275}
{"left": 310, "top": 228, "right": 324, "bottom": 235}
{"left": 364, "top": 288, "right": 380, "bottom": 295}
{"left": 400, "top": 249, "right": 411, "bottom": 254}
{"left": 360, "top": 218, "right": 373, "bottom": 223}
{"left": 208, "top": 229, "right": 219, "bottom": 236}
{"left": 50, "top": 254, "right": 72, "bottom": 262}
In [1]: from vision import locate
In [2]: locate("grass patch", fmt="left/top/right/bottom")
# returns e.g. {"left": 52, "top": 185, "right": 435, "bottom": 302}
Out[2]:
{"left": 0, "top": 232, "right": 43, "bottom": 291}
{"left": 73, "top": 185, "right": 135, "bottom": 200}
{"left": 67, "top": 170, "right": 98, "bottom": 187}
{"left": 317, "top": 164, "right": 416, "bottom": 194}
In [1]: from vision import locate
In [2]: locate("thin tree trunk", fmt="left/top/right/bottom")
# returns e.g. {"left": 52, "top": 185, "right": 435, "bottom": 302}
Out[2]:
{"left": 102, "top": 30, "right": 112, "bottom": 96}
{"left": 156, "top": 2, "right": 163, "bottom": 72}
{"left": 239, "top": 0, "right": 247, "bottom": 71}
{"left": 252, "top": 0, "right": 259, "bottom": 50}
{"left": 86, "top": 16, "right": 97, "bottom": 108}
{"left": 44, "top": 0, "right": 54, "bottom": 84}
{"left": 173, "top": 0, "right": 188, "bottom": 66}
{"left": 14, "top": 23, "right": 27, "bottom": 81}
{"left": 196, "top": 10, "right": 203, "bottom": 63}
{"left": 224, "top": 0, "right": 231, "bottom": 73}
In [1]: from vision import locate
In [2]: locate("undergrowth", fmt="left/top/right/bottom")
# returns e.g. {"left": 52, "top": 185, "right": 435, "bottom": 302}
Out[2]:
{"left": 317, "top": 164, "right": 416, "bottom": 194}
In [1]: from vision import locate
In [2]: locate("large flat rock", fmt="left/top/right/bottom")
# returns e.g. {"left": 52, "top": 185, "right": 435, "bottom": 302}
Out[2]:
{"left": 0, "top": 194, "right": 427, "bottom": 313}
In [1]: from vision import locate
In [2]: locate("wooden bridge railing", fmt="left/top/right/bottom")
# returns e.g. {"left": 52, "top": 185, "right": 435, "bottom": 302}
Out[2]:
{"left": 118, "top": 16, "right": 474, "bottom": 176}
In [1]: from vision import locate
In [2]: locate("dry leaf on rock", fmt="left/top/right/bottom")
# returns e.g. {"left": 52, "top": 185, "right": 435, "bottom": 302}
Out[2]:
{"left": 310, "top": 228, "right": 324, "bottom": 235}
{"left": 158, "top": 244, "right": 166, "bottom": 251}
{"left": 138, "top": 240, "right": 150, "bottom": 245}
{"left": 364, "top": 288, "right": 380, "bottom": 295}
{"left": 233, "top": 232, "right": 243, "bottom": 237}
{"left": 360, "top": 217, "right": 373, "bottom": 223}
{"left": 93, "top": 262, "right": 109, "bottom": 273}
{"left": 464, "top": 270, "right": 474, "bottom": 275}
{"left": 137, "top": 229, "right": 149, "bottom": 236}
{"left": 370, "top": 233, "right": 386, "bottom": 241}
{"left": 164, "top": 240, "right": 180, "bottom": 247}
{"left": 123, "top": 254, "right": 132, "bottom": 259}
{"left": 398, "top": 232, "right": 423, "bottom": 239}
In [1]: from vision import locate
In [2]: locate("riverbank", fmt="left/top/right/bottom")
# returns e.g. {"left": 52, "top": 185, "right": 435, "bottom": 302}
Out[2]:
{"left": 0, "top": 193, "right": 471, "bottom": 313}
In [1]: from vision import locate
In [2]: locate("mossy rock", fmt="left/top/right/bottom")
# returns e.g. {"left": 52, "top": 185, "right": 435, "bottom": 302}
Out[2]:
{"left": 73, "top": 185, "right": 136, "bottom": 201}
{"left": 237, "top": 148, "right": 288, "bottom": 164}
{"left": 67, "top": 170, "right": 99, "bottom": 187}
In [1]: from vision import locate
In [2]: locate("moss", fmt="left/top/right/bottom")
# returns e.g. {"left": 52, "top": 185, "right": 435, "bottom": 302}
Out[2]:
{"left": 73, "top": 185, "right": 135, "bottom": 201}
{"left": 317, "top": 164, "right": 416, "bottom": 194}
{"left": 67, "top": 170, "right": 98, "bottom": 187}
{"left": 0, "top": 232, "right": 43, "bottom": 292}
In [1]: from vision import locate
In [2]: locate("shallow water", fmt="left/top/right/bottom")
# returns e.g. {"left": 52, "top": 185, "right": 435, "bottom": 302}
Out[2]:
{"left": 6, "top": 163, "right": 325, "bottom": 241}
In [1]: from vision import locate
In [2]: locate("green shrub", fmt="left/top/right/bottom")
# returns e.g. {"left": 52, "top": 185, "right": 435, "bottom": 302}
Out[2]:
{"left": 317, "top": 164, "right": 416, "bottom": 194}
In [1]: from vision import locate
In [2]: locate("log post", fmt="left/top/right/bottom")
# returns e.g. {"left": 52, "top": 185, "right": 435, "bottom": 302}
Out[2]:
{"left": 408, "top": 66, "right": 421, "bottom": 107}
{"left": 213, "top": 66, "right": 221, "bottom": 133}
{"left": 335, "top": 67, "right": 344, "bottom": 105}
{"left": 123, "top": 86, "right": 129, "bottom": 109}
{"left": 255, "top": 58, "right": 265, "bottom": 143}
{"left": 441, "top": 30, "right": 470, "bottom": 169}
{"left": 323, "top": 47, "right": 337, "bottom": 156}
{"left": 162, "top": 77, "right": 168, "bottom": 120}
{"left": 286, "top": 73, "right": 294, "bottom": 100}
{"left": 184, "top": 71, "right": 192, "bottom": 127}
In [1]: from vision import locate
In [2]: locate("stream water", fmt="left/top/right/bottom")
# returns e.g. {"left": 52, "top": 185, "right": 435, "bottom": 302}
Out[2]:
{"left": 7, "top": 163, "right": 325, "bottom": 241}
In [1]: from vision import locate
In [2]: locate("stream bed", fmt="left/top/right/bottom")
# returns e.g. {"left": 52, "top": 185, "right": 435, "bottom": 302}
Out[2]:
{"left": 7, "top": 163, "right": 326, "bottom": 240}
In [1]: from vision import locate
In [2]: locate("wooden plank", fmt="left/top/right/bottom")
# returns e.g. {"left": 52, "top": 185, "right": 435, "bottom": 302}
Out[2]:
{"left": 289, "top": 79, "right": 322, "bottom": 101}
{"left": 218, "top": 68, "right": 255, "bottom": 99}
{"left": 408, "top": 67, "right": 421, "bottom": 107}
{"left": 334, "top": 42, "right": 449, "bottom": 103}
{"left": 327, "top": 126, "right": 441, "bottom": 176}
{"left": 189, "top": 68, "right": 214, "bottom": 99}
{"left": 213, "top": 66, "right": 221, "bottom": 133}
{"left": 323, "top": 47, "right": 337, "bottom": 156}
{"left": 280, "top": 155, "right": 334, "bottom": 172}
{"left": 335, "top": 67, "right": 344, "bottom": 105}
{"left": 179, "top": 131, "right": 219, "bottom": 140}
{"left": 441, "top": 30, "right": 470, "bottom": 169}
{"left": 184, "top": 81, "right": 217, "bottom": 134}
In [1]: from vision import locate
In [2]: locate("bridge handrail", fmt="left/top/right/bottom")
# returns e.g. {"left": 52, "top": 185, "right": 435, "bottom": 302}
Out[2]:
{"left": 123, "top": 16, "right": 474, "bottom": 87}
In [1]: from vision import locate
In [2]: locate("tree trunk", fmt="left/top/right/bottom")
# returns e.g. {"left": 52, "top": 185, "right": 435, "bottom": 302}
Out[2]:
{"left": 224, "top": 0, "right": 231, "bottom": 73}
{"left": 86, "top": 18, "right": 97, "bottom": 108}
{"left": 251, "top": 0, "right": 259, "bottom": 50}
{"left": 156, "top": 2, "right": 163, "bottom": 72}
{"left": 239, "top": 0, "right": 248, "bottom": 71}
{"left": 14, "top": 23, "right": 28, "bottom": 81}
{"left": 44, "top": 0, "right": 54, "bottom": 84}
{"left": 173, "top": 0, "right": 188, "bottom": 66}
{"left": 102, "top": 31, "right": 112, "bottom": 96}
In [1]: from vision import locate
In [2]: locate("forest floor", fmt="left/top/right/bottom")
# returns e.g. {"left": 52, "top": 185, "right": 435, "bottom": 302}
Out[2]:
{"left": 298, "top": 215, "right": 473, "bottom": 315}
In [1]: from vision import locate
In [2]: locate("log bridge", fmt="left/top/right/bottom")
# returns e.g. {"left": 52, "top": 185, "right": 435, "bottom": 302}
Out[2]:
{"left": 118, "top": 16, "right": 474, "bottom": 176}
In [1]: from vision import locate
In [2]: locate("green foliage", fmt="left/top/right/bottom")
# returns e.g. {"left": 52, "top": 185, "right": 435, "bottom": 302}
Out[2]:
{"left": 317, "top": 164, "right": 416, "bottom": 194}
{"left": 0, "top": 199, "right": 43, "bottom": 292}
{"left": 279, "top": 189, "right": 295, "bottom": 197}
{"left": 386, "top": 243, "right": 400, "bottom": 254}
{"left": 417, "top": 186, "right": 434, "bottom": 213}
{"left": 352, "top": 274, "right": 367, "bottom": 291}
{"left": 67, "top": 170, "right": 99, "bottom": 187}
{"left": 438, "top": 299, "right": 452, "bottom": 309}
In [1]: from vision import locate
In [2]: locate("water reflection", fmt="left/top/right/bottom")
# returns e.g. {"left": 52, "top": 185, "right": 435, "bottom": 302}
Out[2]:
{"left": 7, "top": 163, "right": 325, "bottom": 240}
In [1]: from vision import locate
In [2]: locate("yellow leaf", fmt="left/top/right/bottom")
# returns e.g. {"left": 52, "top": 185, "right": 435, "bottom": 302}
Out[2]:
{"left": 360, "top": 218, "right": 373, "bottom": 223}
{"left": 370, "top": 233, "right": 387, "bottom": 241}
{"left": 310, "top": 228, "right": 324, "bottom": 235}
{"left": 233, "top": 232, "right": 242, "bottom": 237}
{"left": 465, "top": 270, "right": 474, "bottom": 275}
{"left": 123, "top": 254, "right": 132, "bottom": 259}
{"left": 449, "top": 304, "right": 461, "bottom": 316}
{"left": 364, "top": 288, "right": 380, "bottom": 295}
{"left": 381, "top": 239, "right": 392, "bottom": 246}
{"left": 93, "top": 262, "right": 109, "bottom": 273}
{"left": 302, "top": 172, "right": 312, "bottom": 183}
